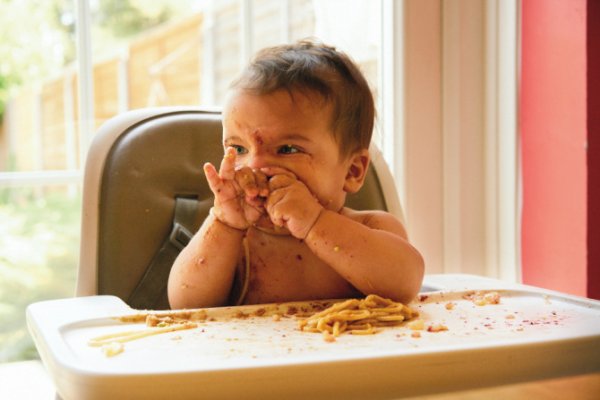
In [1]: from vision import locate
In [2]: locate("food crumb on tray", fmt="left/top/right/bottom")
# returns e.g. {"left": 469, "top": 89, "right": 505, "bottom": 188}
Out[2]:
{"left": 87, "top": 289, "right": 577, "bottom": 358}
{"left": 464, "top": 291, "right": 501, "bottom": 306}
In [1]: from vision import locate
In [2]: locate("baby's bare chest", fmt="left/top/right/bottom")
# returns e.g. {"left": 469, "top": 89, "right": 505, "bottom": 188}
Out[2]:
{"left": 247, "top": 237, "right": 321, "bottom": 284}
{"left": 241, "top": 234, "right": 356, "bottom": 304}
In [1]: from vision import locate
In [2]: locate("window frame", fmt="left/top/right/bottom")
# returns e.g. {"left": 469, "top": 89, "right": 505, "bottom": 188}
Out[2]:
{"left": 0, "top": 0, "right": 520, "bottom": 282}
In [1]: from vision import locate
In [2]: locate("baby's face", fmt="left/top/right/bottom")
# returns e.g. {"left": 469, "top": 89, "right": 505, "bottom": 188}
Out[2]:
{"left": 222, "top": 89, "right": 354, "bottom": 211}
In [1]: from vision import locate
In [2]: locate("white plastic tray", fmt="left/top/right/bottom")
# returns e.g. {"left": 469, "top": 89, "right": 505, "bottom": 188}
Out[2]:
{"left": 27, "top": 274, "right": 600, "bottom": 399}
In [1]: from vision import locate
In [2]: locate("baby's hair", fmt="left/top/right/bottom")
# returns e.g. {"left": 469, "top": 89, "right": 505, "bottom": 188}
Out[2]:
{"left": 229, "top": 38, "right": 375, "bottom": 158}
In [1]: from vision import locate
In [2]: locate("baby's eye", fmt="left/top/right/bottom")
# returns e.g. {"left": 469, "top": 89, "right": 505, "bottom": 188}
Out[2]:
{"left": 278, "top": 144, "right": 300, "bottom": 154}
{"left": 228, "top": 145, "right": 248, "bottom": 155}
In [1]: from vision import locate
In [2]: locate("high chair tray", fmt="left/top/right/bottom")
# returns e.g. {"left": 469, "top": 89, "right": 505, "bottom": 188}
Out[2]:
{"left": 27, "top": 274, "right": 600, "bottom": 400}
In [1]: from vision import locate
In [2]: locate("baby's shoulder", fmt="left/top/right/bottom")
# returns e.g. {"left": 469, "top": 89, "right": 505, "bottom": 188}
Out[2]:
{"left": 341, "top": 208, "right": 407, "bottom": 237}
{"left": 341, "top": 207, "right": 395, "bottom": 223}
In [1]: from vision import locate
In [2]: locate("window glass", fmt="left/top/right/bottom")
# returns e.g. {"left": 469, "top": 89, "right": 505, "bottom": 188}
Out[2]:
{"left": 0, "top": 185, "right": 81, "bottom": 362}
{"left": 1, "top": 0, "right": 82, "bottom": 363}
{"left": 0, "top": 0, "right": 382, "bottom": 363}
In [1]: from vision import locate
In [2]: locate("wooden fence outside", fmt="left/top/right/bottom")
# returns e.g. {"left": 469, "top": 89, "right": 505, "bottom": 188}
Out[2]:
{"left": 0, "top": 0, "right": 325, "bottom": 173}
{"left": 1, "top": 13, "right": 204, "bottom": 172}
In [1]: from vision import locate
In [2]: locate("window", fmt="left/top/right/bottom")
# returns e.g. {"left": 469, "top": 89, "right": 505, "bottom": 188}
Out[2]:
{"left": 0, "top": 0, "right": 385, "bottom": 363}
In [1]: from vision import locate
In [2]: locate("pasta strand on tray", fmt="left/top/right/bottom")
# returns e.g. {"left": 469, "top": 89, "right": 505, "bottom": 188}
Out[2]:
{"left": 88, "top": 322, "right": 197, "bottom": 347}
{"left": 298, "top": 294, "right": 418, "bottom": 340}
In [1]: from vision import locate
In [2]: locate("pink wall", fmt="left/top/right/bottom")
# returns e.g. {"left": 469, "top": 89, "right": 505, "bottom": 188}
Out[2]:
{"left": 520, "top": 0, "right": 588, "bottom": 296}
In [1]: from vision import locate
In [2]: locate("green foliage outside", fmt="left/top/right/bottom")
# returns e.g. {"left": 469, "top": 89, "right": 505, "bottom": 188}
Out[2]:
{"left": 0, "top": 0, "right": 188, "bottom": 121}
{"left": 0, "top": 0, "right": 197, "bottom": 364}
{"left": 1, "top": 0, "right": 74, "bottom": 122}
{"left": 0, "top": 188, "right": 81, "bottom": 362}
{"left": 97, "top": 0, "right": 172, "bottom": 38}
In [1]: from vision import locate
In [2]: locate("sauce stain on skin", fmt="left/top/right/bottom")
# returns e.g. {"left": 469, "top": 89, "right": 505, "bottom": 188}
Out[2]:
{"left": 251, "top": 130, "right": 264, "bottom": 146}
{"left": 247, "top": 255, "right": 266, "bottom": 294}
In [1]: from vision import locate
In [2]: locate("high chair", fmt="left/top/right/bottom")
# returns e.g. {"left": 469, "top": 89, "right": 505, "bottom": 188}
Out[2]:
{"left": 75, "top": 107, "right": 404, "bottom": 309}
{"left": 29, "top": 111, "right": 600, "bottom": 396}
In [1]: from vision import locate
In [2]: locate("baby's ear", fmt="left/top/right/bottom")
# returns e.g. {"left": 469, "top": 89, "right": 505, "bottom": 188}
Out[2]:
{"left": 343, "top": 148, "right": 370, "bottom": 194}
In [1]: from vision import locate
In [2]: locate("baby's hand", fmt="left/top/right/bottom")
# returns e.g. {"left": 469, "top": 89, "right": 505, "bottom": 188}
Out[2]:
{"left": 233, "top": 164, "right": 269, "bottom": 209}
{"left": 262, "top": 167, "right": 323, "bottom": 239}
{"left": 204, "top": 148, "right": 268, "bottom": 230}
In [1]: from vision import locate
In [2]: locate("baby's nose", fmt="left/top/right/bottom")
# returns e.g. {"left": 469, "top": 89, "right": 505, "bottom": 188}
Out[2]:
{"left": 245, "top": 152, "right": 271, "bottom": 170}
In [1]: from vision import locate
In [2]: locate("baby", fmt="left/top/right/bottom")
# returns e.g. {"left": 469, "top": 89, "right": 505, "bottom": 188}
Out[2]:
{"left": 168, "top": 40, "right": 424, "bottom": 308}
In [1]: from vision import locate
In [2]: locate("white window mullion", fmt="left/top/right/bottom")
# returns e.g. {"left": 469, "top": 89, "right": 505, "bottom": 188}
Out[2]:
{"left": 0, "top": 170, "right": 82, "bottom": 187}
{"left": 64, "top": 68, "right": 77, "bottom": 170}
{"left": 485, "top": 0, "right": 500, "bottom": 279}
{"left": 118, "top": 50, "right": 130, "bottom": 113}
{"left": 485, "top": 0, "right": 519, "bottom": 282}
{"left": 201, "top": 0, "right": 216, "bottom": 106}
{"left": 497, "top": 0, "right": 519, "bottom": 282}
{"left": 381, "top": 0, "right": 406, "bottom": 217}
{"left": 75, "top": 0, "right": 94, "bottom": 169}
{"left": 34, "top": 85, "right": 44, "bottom": 171}
{"left": 441, "top": 0, "right": 462, "bottom": 274}
{"left": 280, "top": 0, "right": 291, "bottom": 44}
{"left": 5, "top": 99, "right": 15, "bottom": 167}
{"left": 240, "top": 0, "right": 253, "bottom": 67}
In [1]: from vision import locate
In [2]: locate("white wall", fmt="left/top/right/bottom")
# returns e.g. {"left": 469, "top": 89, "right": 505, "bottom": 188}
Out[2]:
{"left": 401, "top": 0, "right": 518, "bottom": 279}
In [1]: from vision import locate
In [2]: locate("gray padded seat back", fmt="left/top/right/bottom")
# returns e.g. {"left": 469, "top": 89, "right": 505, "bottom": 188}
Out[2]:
{"left": 94, "top": 109, "right": 389, "bottom": 306}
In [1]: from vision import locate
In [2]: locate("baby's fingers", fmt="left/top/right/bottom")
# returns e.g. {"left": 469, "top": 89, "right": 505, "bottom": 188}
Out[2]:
{"left": 219, "top": 147, "right": 237, "bottom": 180}
{"left": 260, "top": 166, "right": 296, "bottom": 180}
{"left": 235, "top": 166, "right": 259, "bottom": 198}
{"left": 265, "top": 189, "right": 287, "bottom": 227}
{"left": 203, "top": 162, "right": 222, "bottom": 193}
{"left": 205, "top": 162, "right": 238, "bottom": 201}
{"left": 254, "top": 170, "right": 269, "bottom": 197}
{"left": 268, "top": 174, "right": 297, "bottom": 192}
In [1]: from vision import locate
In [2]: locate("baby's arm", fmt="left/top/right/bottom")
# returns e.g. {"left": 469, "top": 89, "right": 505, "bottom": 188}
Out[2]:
{"left": 167, "top": 149, "right": 268, "bottom": 308}
{"left": 305, "top": 210, "right": 424, "bottom": 304}
{"left": 167, "top": 213, "right": 245, "bottom": 308}
{"left": 264, "top": 170, "right": 424, "bottom": 304}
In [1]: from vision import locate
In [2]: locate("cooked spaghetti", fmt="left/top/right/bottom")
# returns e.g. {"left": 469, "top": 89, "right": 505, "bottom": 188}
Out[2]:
{"left": 297, "top": 294, "right": 418, "bottom": 340}
{"left": 88, "top": 322, "right": 197, "bottom": 348}
{"left": 89, "top": 295, "right": 418, "bottom": 355}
